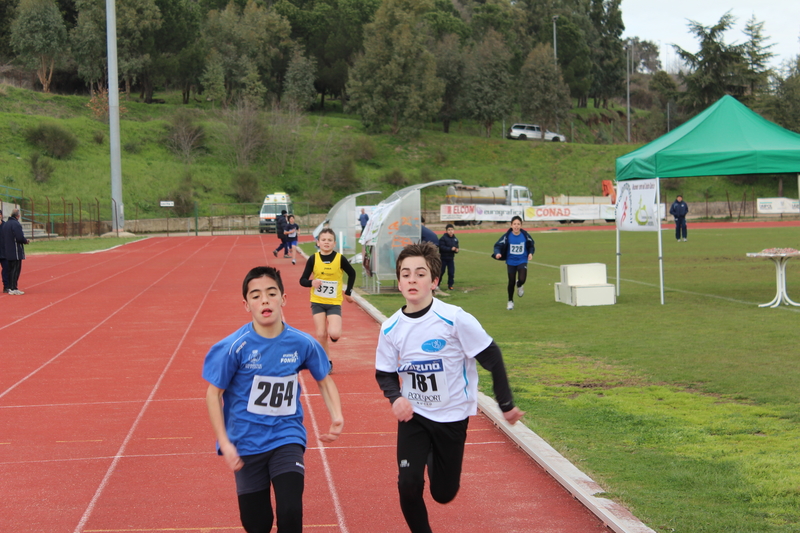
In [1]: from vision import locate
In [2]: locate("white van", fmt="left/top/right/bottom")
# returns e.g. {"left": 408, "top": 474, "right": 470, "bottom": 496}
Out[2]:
{"left": 259, "top": 192, "right": 293, "bottom": 233}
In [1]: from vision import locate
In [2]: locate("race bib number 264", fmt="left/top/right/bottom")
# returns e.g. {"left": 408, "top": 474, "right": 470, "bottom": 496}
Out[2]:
{"left": 247, "top": 374, "right": 297, "bottom": 416}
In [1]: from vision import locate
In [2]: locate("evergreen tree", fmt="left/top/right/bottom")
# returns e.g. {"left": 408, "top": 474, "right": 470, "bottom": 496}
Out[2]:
{"left": 431, "top": 33, "right": 465, "bottom": 134}
{"left": 461, "top": 29, "right": 513, "bottom": 137}
{"left": 347, "top": 0, "right": 443, "bottom": 135}
{"left": 741, "top": 15, "right": 775, "bottom": 101}
{"left": 674, "top": 11, "right": 747, "bottom": 112}
{"left": 282, "top": 46, "right": 317, "bottom": 111}
{"left": 588, "top": 0, "right": 624, "bottom": 109}
{"left": 519, "top": 43, "right": 571, "bottom": 139}
{"left": 10, "top": 0, "right": 69, "bottom": 93}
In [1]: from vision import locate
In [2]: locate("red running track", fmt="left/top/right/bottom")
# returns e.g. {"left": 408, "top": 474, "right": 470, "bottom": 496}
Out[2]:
{"left": 0, "top": 236, "right": 609, "bottom": 533}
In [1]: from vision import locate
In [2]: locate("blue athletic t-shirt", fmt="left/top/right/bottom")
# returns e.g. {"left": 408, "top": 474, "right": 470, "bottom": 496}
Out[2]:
{"left": 506, "top": 232, "right": 528, "bottom": 266}
{"left": 202, "top": 322, "right": 330, "bottom": 456}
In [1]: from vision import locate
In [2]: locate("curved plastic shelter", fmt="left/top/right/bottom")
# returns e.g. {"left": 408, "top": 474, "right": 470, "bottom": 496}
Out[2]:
{"left": 314, "top": 191, "right": 382, "bottom": 256}
{"left": 360, "top": 180, "right": 461, "bottom": 293}
{"left": 614, "top": 95, "right": 800, "bottom": 303}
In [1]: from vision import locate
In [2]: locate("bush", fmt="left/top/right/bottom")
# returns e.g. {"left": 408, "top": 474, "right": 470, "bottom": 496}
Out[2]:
{"left": 170, "top": 170, "right": 195, "bottom": 216}
{"left": 24, "top": 122, "right": 78, "bottom": 159}
{"left": 347, "top": 136, "right": 377, "bottom": 161}
{"left": 123, "top": 142, "right": 140, "bottom": 154}
{"left": 92, "top": 131, "right": 105, "bottom": 144}
{"left": 383, "top": 169, "right": 407, "bottom": 187}
{"left": 232, "top": 169, "right": 260, "bottom": 203}
{"left": 29, "top": 153, "right": 54, "bottom": 183}
{"left": 166, "top": 109, "right": 206, "bottom": 164}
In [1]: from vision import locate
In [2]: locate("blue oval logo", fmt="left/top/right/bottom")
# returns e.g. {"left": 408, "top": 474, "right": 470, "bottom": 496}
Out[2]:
{"left": 421, "top": 339, "right": 446, "bottom": 353}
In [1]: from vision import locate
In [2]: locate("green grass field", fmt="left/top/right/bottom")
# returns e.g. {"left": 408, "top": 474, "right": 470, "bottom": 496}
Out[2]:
{"left": 358, "top": 225, "right": 800, "bottom": 533}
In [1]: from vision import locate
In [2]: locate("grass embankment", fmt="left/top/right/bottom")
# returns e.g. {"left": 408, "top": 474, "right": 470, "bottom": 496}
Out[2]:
{"left": 358, "top": 226, "right": 800, "bottom": 533}
{"left": 1, "top": 85, "right": 795, "bottom": 221}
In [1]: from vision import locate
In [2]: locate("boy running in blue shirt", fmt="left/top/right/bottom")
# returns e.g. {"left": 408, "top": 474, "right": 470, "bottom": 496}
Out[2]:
{"left": 203, "top": 266, "right": 343, "bottom": 533}
{"left": 375, "top": 242, "right": 524, "bottom": 533}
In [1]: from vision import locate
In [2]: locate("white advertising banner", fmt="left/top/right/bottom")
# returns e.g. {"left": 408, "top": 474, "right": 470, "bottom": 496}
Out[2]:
{"left": 616, "top": 179, "right": 661, "bottom": 232}
{"left": 524, "top": 204, "right": 601, "bottom": 221}
{"left": 440, "top": 204, "right": 523, "bottom": 222}
{"left": 757, "top": 198, "right": 800, "bottom": 214}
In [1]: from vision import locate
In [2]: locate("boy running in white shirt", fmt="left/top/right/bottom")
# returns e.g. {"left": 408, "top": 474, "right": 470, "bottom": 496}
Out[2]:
{"left": 375, "top": 242, "right": 524, "bottom": 533}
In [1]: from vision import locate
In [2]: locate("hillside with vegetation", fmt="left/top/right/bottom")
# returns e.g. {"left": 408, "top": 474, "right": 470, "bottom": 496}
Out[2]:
{"left": 1, "top": 85, "right": 796, "bottom": 222}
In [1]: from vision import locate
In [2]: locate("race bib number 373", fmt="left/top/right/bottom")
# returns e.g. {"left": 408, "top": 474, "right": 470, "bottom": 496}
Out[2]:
{"left": 314, "top": 280, "right": 338, "bottom": 297}
{"left": 247, "top": 374, "right": 298, "bottom": 416}
{"left": 398, "top": 359, "right": 450, "bottom": 408}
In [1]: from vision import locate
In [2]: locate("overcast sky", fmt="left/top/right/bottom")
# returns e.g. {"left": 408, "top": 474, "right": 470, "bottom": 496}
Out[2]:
{"left": 621, "top": 0, "right": 800, "bottom": 71}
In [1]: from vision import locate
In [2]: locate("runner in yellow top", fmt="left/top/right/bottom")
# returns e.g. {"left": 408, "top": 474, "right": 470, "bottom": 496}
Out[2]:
{"left": 299, "top": 229, "right": 356, "bottom": 358}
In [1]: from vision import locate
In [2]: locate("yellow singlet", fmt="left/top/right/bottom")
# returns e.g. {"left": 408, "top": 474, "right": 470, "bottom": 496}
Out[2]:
{"left": 310, "top": 252, "right": 344, "bottom": 305}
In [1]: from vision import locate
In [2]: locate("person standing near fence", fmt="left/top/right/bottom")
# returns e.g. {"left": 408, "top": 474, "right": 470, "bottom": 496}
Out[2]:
{"left": 438, "top": 224, "right": 459, "bottom": 290}
{"left": 0, "top": 210, "right": 9, "bottom": 294}
{"left": 670, "top": 195, "right": 689, "bottom": 241}
{"left": 3, "top": 209, "right": 30, "bottom": 295}
{"left": 359, "top": 208, "right": 369, "bottom": 234}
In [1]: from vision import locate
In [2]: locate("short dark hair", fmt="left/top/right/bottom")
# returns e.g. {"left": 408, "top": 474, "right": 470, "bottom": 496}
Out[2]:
{"left": 445, "top": 224, "right": 454, "bottom": 230}
{"left": 242, "top": 266, "right": 284, "bottom": 298}
{"left": 318, "top": 228, "right": 335, "bottom": 240}
{"left": 395, "top": 242, "right": 441, "bottom": 282}
{"left": 281, "top": 210, "right": 287, "bottom": 215}
{"left": 511, "top": 215, "right": 522, "bottom": 224}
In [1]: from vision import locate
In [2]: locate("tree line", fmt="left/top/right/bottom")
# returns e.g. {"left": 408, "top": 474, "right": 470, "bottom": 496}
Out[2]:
{"left": 3, "top": 0, "right": 800, "bottom": 138}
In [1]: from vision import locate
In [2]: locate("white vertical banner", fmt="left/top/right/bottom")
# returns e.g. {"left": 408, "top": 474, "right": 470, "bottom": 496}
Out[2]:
{"left": 615, "top": 179, "right": 660, "bottom": 231}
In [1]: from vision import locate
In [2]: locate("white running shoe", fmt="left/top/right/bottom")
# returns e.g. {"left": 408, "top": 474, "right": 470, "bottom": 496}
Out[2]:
{"left": 507, "top": 301, "right": 514, "bottom": 310}
{"left": 10, "top": 289, "right": 23, "bottom": 295}
{"left": 517, "top": 285, "right": 524, "bottom": 297}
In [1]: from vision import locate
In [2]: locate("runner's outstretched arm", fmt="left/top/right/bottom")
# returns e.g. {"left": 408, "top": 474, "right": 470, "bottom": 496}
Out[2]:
{"left": 316, "top": 375, "right": 344, "bottom": 442}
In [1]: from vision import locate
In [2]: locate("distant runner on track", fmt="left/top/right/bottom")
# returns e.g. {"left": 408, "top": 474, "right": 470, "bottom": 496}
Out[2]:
{"left": 203, "top": 266, "right": 343, "bottom": 533}
{"left": 299, "top": 228, "right": 356, "bottom": 361}
{"left": 375, "top": 242, "right": 524, "bottom": 533}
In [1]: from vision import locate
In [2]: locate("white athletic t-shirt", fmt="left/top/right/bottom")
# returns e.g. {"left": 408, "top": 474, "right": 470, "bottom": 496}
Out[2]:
{"left": 375, "top": 298, "right": 492, "bottom": 422}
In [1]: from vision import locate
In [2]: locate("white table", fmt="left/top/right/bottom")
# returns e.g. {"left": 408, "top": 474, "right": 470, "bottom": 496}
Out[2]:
{"left": 746, "top": 252, "right": 800, "bottom": 308}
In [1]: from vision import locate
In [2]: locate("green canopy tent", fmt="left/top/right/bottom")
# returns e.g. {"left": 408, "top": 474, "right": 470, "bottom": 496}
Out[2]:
{"left": 614, "top": 95, "right": 800, "bottom": 303}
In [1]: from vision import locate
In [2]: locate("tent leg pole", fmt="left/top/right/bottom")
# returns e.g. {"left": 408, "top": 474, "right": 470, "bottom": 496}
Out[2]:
{"left": 657, "top": 179, "right": 665, "bottom": 305}
{"left": 616, "top": 227, "right": 620, "bottom": 297}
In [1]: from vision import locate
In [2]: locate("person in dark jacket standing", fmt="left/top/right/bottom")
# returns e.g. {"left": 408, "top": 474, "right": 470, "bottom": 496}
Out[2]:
{"left": 3, "top": 209, "right": 30, "bottom": 295}
{"left": 493, "top": 216, "right": 535, "bottom": 310}
{"left": 670, "top": 195, "right": 689, "bottom": 241}
{"left": 438, "top": 224, "right": 459, "bottom": 290}
{"left": 272, "top": 210, "right": 290, "bottom": 258}
{"left": 0, "top": 210, "right": 9, "bottom": 293}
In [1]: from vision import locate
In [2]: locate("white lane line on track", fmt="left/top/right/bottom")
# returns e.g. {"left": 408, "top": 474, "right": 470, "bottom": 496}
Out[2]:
{"left": 0, "top": 239, "right": 211, "bottom": 401}
{"left": 0, "top": 440, "right": 510, "bottom": 468}
{"left": 298, "top": 373, "right": 350, "bottom": 533}
{"left": 18, "top": 237, "right": 164, "bottom": 292}
{"left": 0, "top": 238, "right": 194, "bottom": 334}
{"left": 258, "top": 236, "right": 351, "bottom": 533}
{"left": 71, "top": 237, "right": 229, "bottom": 533}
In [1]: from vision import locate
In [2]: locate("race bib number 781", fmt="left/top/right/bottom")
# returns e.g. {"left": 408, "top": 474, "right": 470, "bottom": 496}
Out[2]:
{"left": 398, "top": 359, "right": 450, "bottom": 408}
{"left": 247, "top": 374, "right": 298, "bottom": 416}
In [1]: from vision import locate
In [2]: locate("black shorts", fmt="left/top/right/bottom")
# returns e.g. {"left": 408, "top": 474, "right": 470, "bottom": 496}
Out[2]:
{"left": 234, "top": 443, "right": 305, "bottom": 495}
{"left": 310, "top": 302, "right": 342, "bottom": 316}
